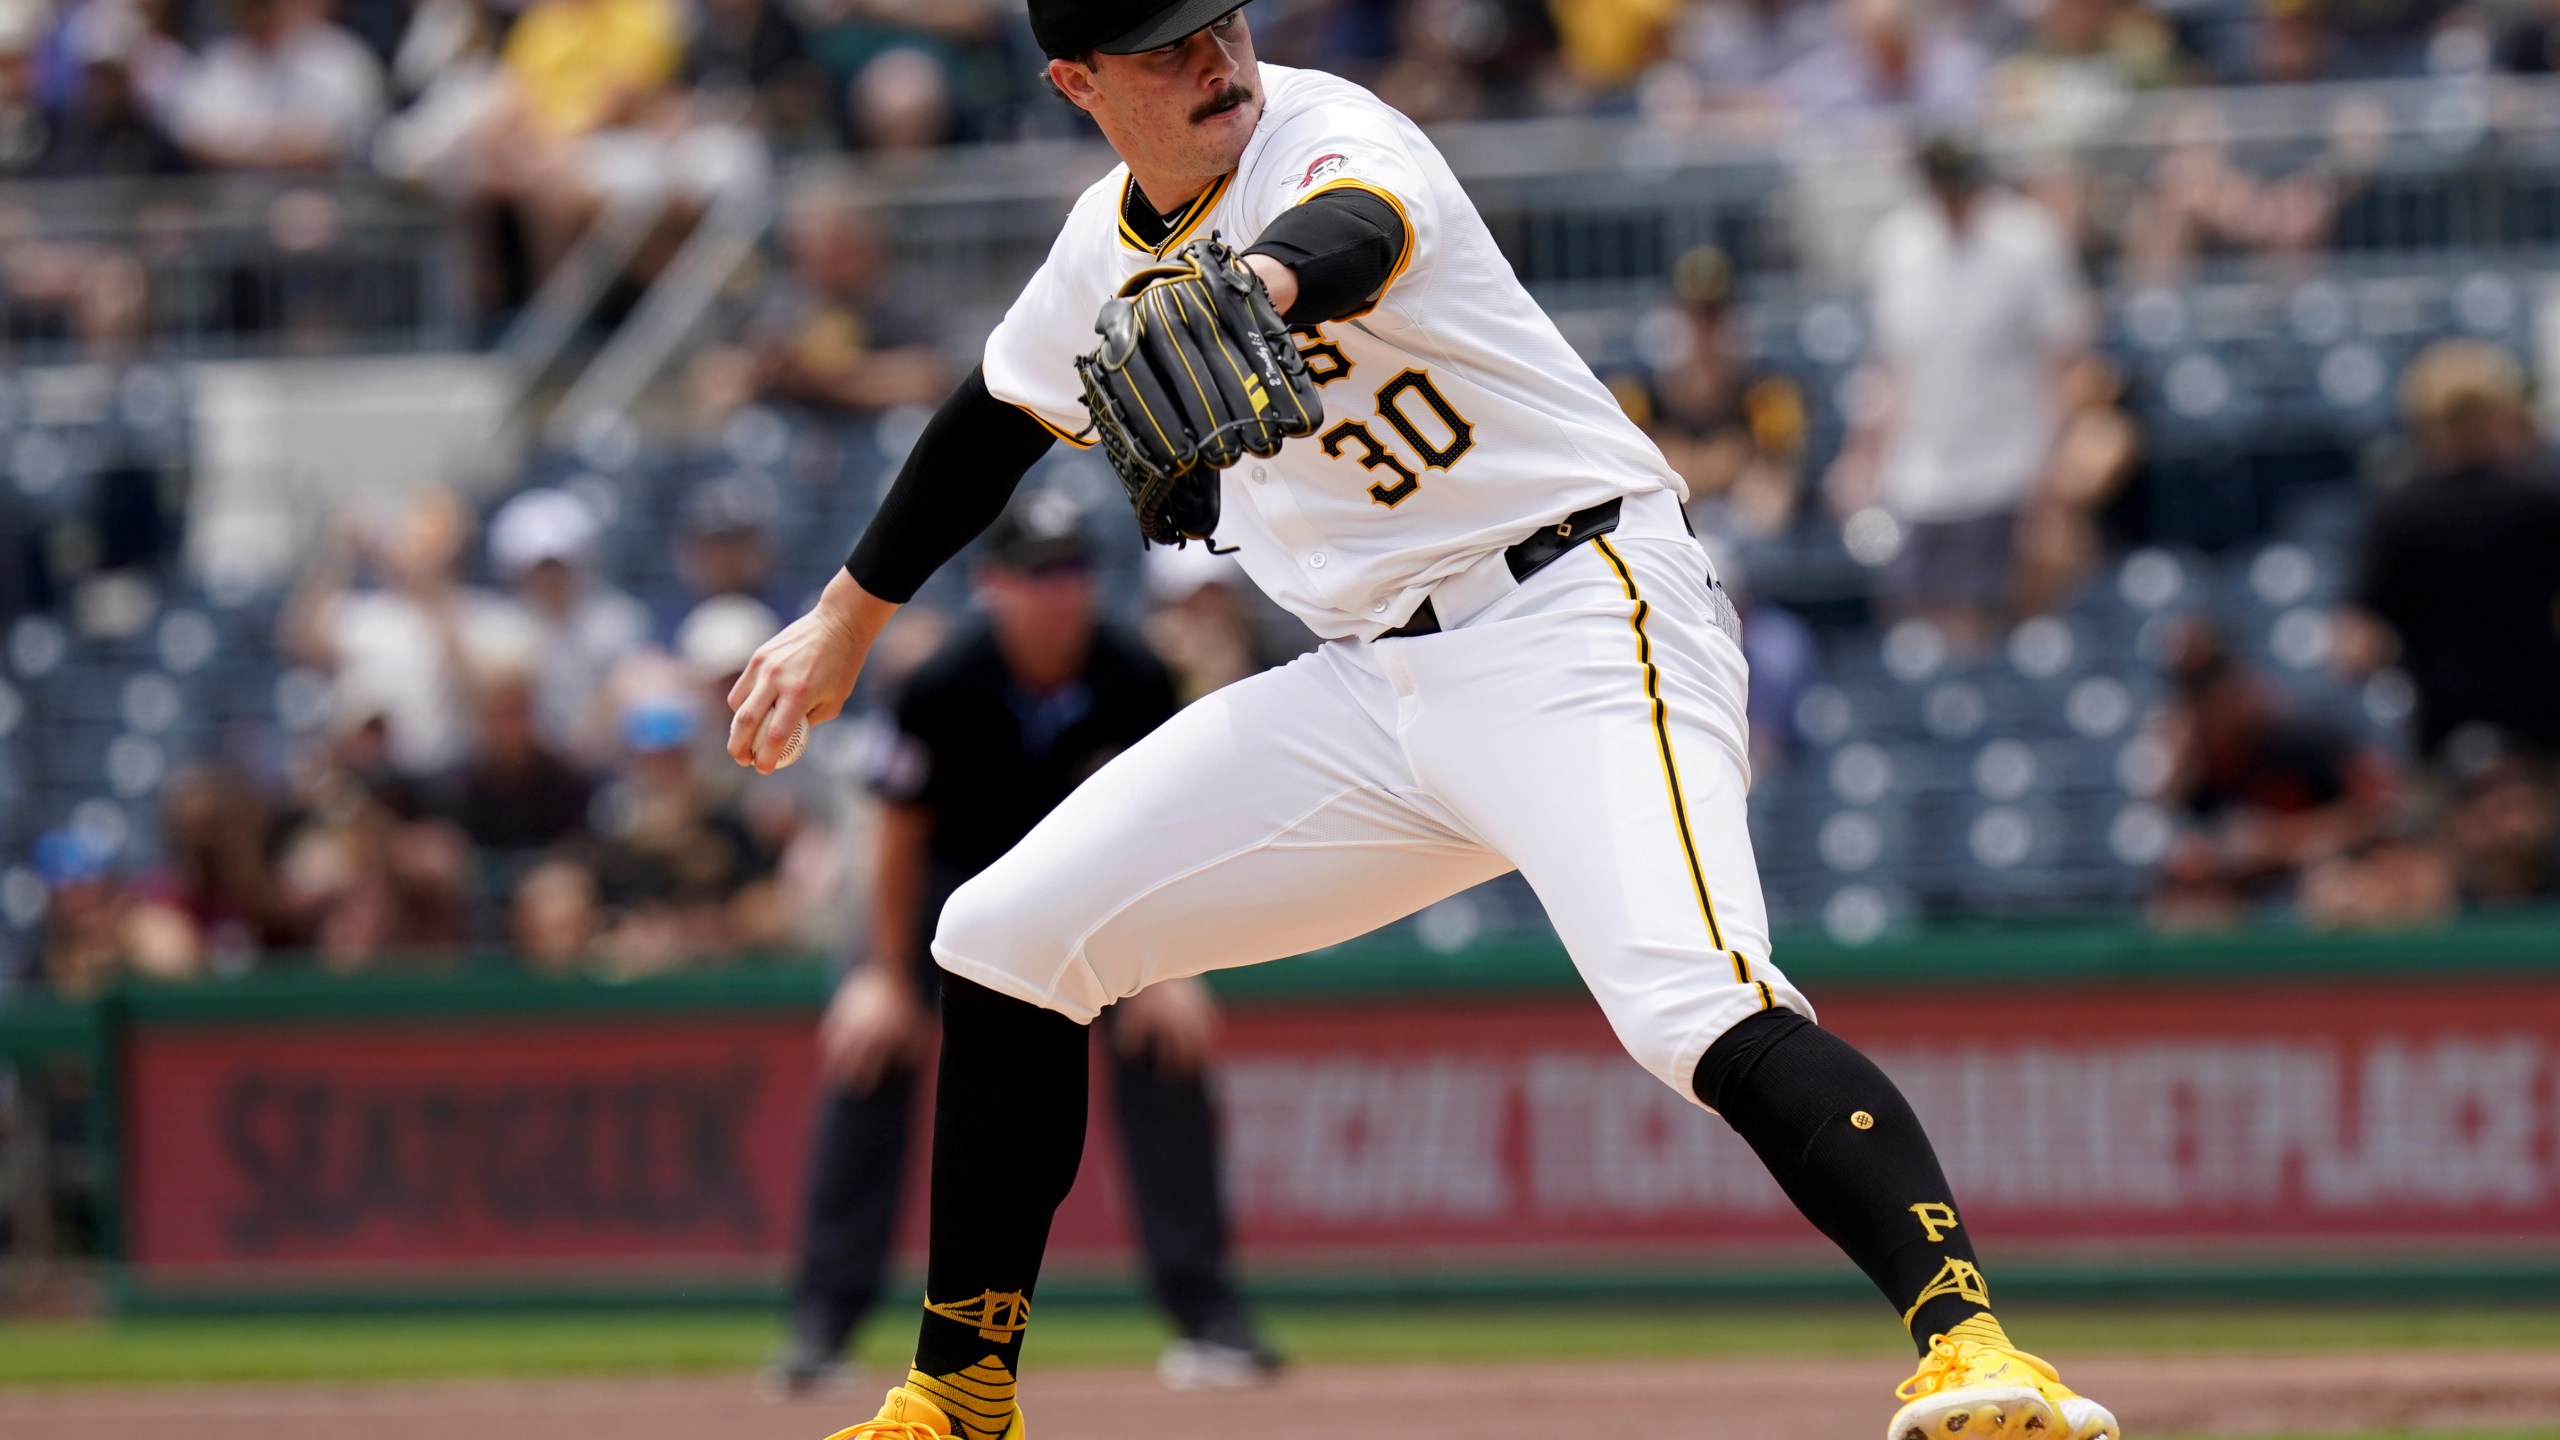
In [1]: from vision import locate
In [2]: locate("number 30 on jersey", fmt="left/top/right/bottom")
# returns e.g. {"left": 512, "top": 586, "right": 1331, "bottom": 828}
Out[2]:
{"left": 1295, "top": 328, "right": 1474, "bottom": 508}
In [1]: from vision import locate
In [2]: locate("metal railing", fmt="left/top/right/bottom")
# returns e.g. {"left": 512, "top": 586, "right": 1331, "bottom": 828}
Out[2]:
{"left": 0, "top": 174, "right": 469, "bottom": 364}
{"left": 11, "top": 77, "right": 2560, "bottom": 369}
{"left": 829, "top": 75, "right": 2560, "bottom": 336}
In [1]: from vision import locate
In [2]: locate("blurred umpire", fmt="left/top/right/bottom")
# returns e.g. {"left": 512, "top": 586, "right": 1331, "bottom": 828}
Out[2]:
{"left": 771, "top": 491, "right": 1278, "bottom": 1395}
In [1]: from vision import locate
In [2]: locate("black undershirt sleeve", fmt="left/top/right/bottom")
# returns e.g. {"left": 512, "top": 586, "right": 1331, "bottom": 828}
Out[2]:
{"left": 1244, "top": 187, "right": 1408, "bottom": 327}
{"left": 842, "top": 366, "right": 1057, "bottom": 603}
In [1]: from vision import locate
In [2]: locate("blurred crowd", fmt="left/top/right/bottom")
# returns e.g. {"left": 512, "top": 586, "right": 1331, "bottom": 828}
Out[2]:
{"left": 11, "top": 0, "right": 2560, "bottom": 997}
{"left": 5, "top": 0, "right": 2555, "bottom": 182}
{"left": 8, "top": 0, "right": 2560, "bottom": 326}
{"left": 2143, "top": 337, "right": 2560, "bottom": 931}
{"left": 21, "top": 459, "right": 1311, "bottom": 1000}
{"left": 1612, "top": 135, "right": 2560, "bottom": 934}
{"left": 34, "top": 477, "right": 834, "bottom": 996}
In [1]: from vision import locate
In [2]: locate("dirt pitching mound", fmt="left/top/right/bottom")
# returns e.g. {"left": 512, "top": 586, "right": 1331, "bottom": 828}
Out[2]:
{"left": 4, "top": 1349, "right": 2558, "bottom": 1438}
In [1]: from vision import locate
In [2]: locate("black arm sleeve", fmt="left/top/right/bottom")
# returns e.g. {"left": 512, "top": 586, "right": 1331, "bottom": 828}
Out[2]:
{"left": 1244, "top": 187, "right": 1408, "bottom": 327}
{"left": 842, "top": 366, "right": 1056, "bottom": 603}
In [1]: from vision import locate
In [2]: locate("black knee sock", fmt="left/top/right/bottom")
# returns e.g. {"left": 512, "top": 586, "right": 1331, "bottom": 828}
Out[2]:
{"left": 1694, "top": 1010, "right": 2006, "bottom": 1358}
{"left": 907, "top": 975, "right": 1089, "bottom": 1438}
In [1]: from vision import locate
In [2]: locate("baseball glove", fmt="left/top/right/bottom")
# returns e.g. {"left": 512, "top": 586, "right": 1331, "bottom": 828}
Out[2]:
{"left": 1075, "top": 236, "right": 1324, "bottom": 546}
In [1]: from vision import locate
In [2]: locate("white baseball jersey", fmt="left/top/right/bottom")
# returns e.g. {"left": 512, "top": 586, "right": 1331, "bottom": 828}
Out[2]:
{"left": 983, "top": 62, "right": 1684, "bottom": 642}
{"left": 939, "top": 64, "right": 1805, "bottom": 1112}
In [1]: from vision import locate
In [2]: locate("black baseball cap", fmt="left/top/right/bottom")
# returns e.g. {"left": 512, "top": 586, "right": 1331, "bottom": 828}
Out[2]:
{"left": 982, "top": 489, "right": 1097, "bottom": 571}
{"left": 1916, "top": 134, "right": 1984, "bottom": 192}
{"left": 1032, "top": 0, "right": 1245, "bottom": 58}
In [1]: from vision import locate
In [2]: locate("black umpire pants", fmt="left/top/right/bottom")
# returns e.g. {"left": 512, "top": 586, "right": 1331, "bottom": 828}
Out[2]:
{"left": 785, "top": 982, "right": 1255, "bottom": 1355}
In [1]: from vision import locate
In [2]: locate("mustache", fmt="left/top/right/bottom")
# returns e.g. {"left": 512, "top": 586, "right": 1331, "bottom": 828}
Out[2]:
{"left": 1191, "top": 82, "right": 1253, "bottom": 123}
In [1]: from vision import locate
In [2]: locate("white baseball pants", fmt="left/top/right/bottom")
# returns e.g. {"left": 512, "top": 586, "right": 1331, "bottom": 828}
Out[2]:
{"left": 931, "top": 489, "right": 1811, "bottom": 1105}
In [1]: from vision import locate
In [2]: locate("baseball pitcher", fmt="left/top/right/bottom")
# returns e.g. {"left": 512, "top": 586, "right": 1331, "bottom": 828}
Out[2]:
{"left": 726, "top": 4, "right": 2121, "bottom": 1437}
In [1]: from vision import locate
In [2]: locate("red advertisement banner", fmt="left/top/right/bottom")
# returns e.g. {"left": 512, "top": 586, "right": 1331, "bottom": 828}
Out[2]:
{"left": 1216, "top": 981, "right": 2560, "bottom": 1253}
{"left": 126, "top": 1019, "right": 821, "bottom": 1275}
{"left": 121, "top": 976, "right": 2560, "bottom": 1286}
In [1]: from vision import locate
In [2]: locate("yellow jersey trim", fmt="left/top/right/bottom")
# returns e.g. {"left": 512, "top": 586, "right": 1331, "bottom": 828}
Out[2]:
{"left": 1117, "top": 171, "right": 1234, "bottom": 256}
{"left": 1591, "top": 535, "right": 1772, "bottom": 1010}
{"left": 1291, "top": 177, "right": 1416, "bottom": 320}
{"left": 1008, "top": 398, "right": 1093, "bottom": 449}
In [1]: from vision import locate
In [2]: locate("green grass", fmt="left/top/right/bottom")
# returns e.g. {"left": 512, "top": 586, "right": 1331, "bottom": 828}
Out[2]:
{"left": 5, "top": 1302, "right": 2560, "bottom": 1389}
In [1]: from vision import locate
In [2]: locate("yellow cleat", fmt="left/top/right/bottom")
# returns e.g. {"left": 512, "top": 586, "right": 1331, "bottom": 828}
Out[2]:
{"left": 1888, "top": 1335, "right": 2121, "bottom": 1440}
{"left": 822, "top": 1384, "right": 1027, "bottom": 1440}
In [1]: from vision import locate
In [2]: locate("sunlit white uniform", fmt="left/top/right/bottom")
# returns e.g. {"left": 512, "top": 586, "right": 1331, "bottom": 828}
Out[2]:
{"left": 943, "top": 63, "right": 1809, "bottom": 1104}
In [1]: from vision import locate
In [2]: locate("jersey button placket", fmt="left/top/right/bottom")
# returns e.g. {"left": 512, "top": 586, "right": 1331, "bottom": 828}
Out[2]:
{"left": 1251, "top": 465, "right": 1268, "bottom": 484}
{"left": 1235, "top": 458, "right": 1337, "bottom": 614}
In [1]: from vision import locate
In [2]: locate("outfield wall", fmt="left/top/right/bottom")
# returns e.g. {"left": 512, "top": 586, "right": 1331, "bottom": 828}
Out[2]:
{"left": 10, "top": 917, "right": 2560, "bottom": 1310}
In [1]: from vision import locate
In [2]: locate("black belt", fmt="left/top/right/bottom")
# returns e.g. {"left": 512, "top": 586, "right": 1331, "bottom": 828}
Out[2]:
{"left": 1376, "top": 498, "right": 1623, "bottom": 640}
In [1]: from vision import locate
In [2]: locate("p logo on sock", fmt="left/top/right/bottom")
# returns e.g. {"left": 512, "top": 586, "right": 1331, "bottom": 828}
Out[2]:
{"left": 1908, "top": 1202, "right": 1960, "bottom": 1242}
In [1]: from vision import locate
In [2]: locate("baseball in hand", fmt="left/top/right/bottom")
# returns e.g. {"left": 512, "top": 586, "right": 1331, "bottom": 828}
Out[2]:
{"left": 774, "top": 715, "right": 810, "bottom": 770}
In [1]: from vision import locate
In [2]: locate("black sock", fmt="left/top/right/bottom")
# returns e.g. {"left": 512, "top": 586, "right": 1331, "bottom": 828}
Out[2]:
{"left": 907, "top": 975, "right": 1089, "bottom": 1438}
{"left": 1694, "top": 1010, "right": 2005, "bottom": 1358}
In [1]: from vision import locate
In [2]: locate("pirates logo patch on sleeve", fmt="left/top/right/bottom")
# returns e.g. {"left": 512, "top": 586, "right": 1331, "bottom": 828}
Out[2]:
{"left": 1296, "top": 153, "right": 1348, "bottom": 191}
